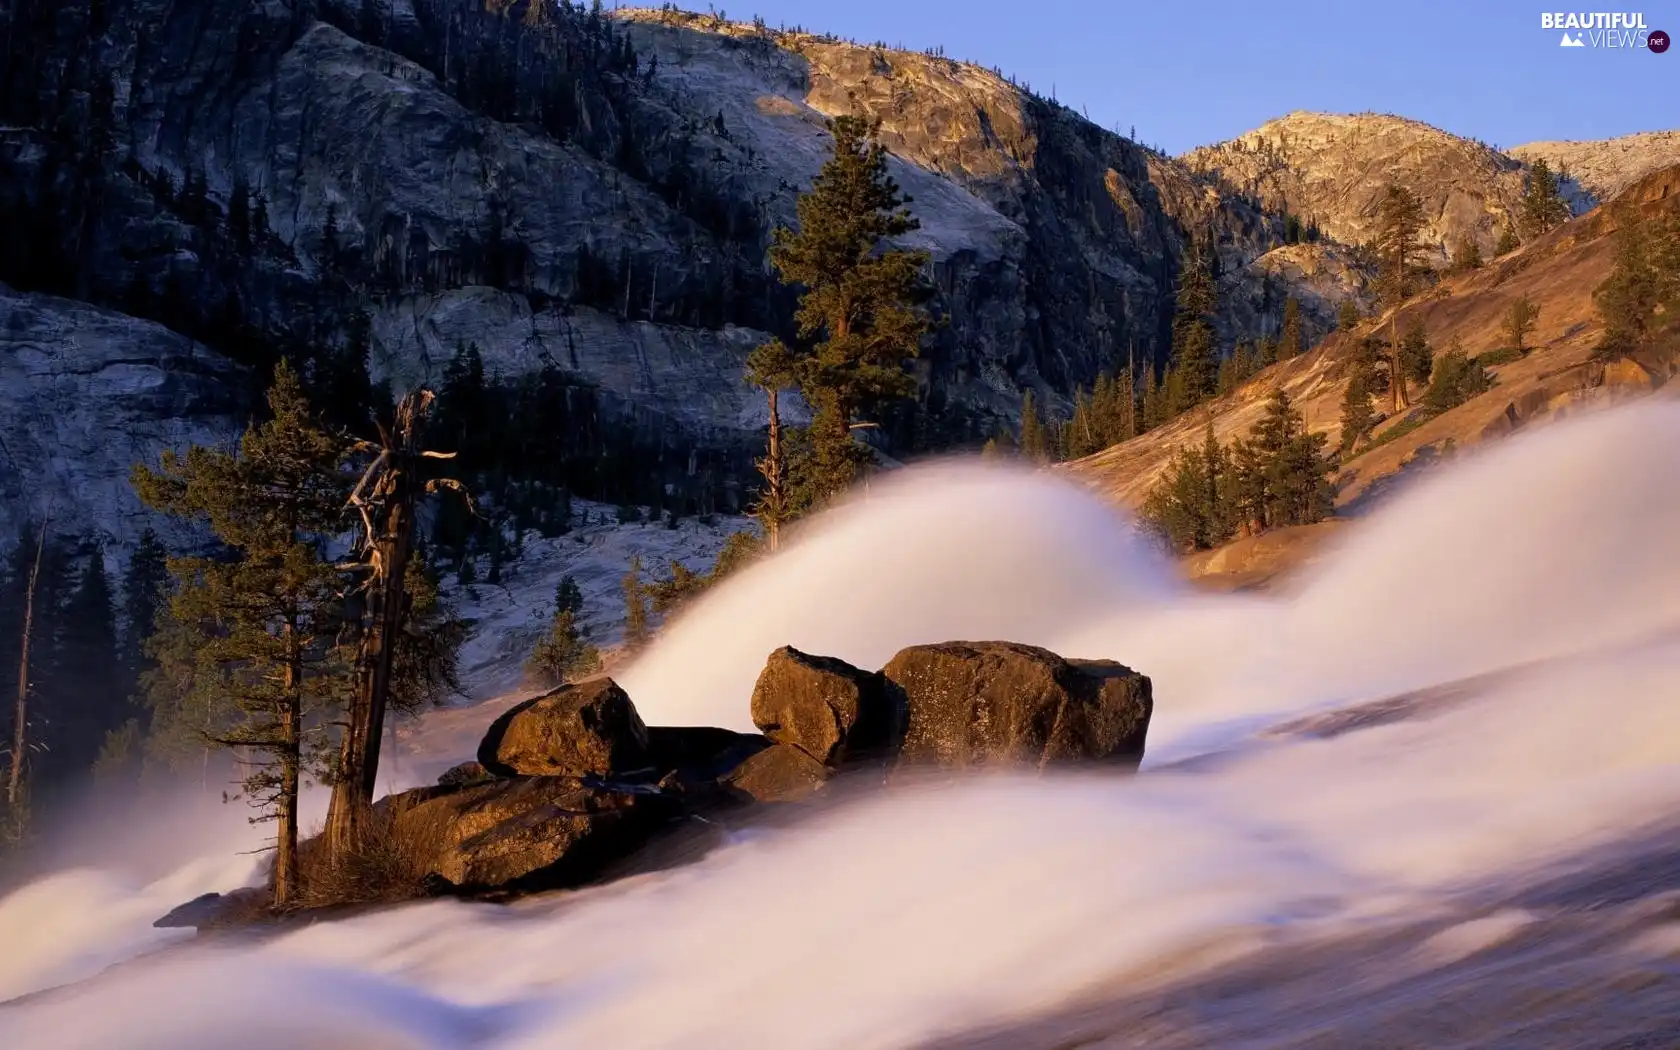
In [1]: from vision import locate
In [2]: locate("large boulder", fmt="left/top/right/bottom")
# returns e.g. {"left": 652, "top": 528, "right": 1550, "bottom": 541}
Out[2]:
{"left": 880, "top": 642, "right": 1153, "bottom": 769}
{"left": 749, "top": 646, "right": 895, "bottom": 766}
{"left": 477, "top": 678, "right": 651, "bottom": 778}
{"left": 383, "top": 777, "right": 673, "bottom": 893}
{"left": 719, "top": 743, "right": 832, "bottom": 804}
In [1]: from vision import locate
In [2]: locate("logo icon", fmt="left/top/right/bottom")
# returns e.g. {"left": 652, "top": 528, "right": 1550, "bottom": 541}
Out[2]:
{"left": 1650, "top": 29, "right": 1671, "bottom": 51}
{"left": 1560, "top": 31, "right": 1587, "bottom": 46}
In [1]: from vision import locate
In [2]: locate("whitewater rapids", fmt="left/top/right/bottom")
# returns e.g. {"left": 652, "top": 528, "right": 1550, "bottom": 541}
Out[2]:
{"left": 5, "top": 402, "right": 1680, "bottom": 1049}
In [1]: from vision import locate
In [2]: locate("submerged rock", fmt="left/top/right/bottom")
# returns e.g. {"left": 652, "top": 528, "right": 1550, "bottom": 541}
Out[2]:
{"left": 477, "top": 678, "right": 651, "bottom": 778}
{"left": 881, "top": 641, "right": 1153, "bottom": 770}
{"left": 719, "top": 743, "right": 832, "bottom": 804}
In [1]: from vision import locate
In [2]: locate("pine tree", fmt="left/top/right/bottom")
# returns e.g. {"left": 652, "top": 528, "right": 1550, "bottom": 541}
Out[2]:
{"left": 767, "top": 115, "right": 930, "bottom": 508}
{"left": 1278, "top": 297, "right": 1304, "bottom": 359}
{"left": 1424, "top": 339, "right": 1493, "bottom": 415}
{"left": 1519, "top": 160, "right": 1570, "bottom": 240}
{"left": 1140, "top": 366, "right": 1168, "bottom": 431}
{"left": 1399, "top": 318, "right": 1434, "bottom": 385}
{"left": 526, "top": 576, "right": 600, "bottom": 687}
{"left": 1169, "top": 241, "right": 1219, "bottom": 406}
{"left": 1504, "top": 296, "right": 1539, "bottom": 355}
{"left": 1231, "top": 389, "right": 1335, "bottom": 532}
{"left": 46, "top": 550, "right": 122, "bottom": 783}
{"left": 1449, "top": 236, "right": 1483, "bottom": 274}
{"left": 131, "top": 362, "right": 353, "bottom": 909}
{"left": 1337, "top": 300, "right": 1361, "bottom": 332}
{"left": 1494, "top": 224, "right": 1520, "bottom": 257}
{"left": 621, "top": 557, "right": 649, "bottom": 652}
{"left": 1019, "top": 389, "right": 1051, "bottom": 464}
{"left": 1592, "top": 204, "right": 1676, "bottom": 358}
{"left": 1139, "top": 443, "right": 1210, "bottom": 553}
{"left": 1375, "top": 184, "right": 1426, "bottom": 413}
{"left": 1338, "top": 351, "right": 1377, "bottom": 453}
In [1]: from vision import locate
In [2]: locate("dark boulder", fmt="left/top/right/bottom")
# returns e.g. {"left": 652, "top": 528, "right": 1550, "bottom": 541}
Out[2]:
{"left": 382, "top": 776, "right": 675, "bottom": 893}
{"left": 477, "top": 678, "right": 651, "bottom": 778}
{"left": 152, "top": 887, "right": 271, "bottom": 929}
{"left": 749, "top": 646, "right": 895, "bottom": 766}
{"left": 719, "top": 742, "right": 832, "bottom": 804}
{"left": 880, "top": 641, "right": 1153, "bottom": 770}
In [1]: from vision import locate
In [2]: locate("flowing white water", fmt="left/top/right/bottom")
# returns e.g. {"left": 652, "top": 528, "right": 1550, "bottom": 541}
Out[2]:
{"left": 5, "top": 403, "right": 1680, "bottom": 1050}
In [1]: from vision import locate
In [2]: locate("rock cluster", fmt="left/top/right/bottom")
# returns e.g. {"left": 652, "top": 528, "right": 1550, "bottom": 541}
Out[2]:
{"left": 353, "top": 641, "right": 1153, "bottom": 900}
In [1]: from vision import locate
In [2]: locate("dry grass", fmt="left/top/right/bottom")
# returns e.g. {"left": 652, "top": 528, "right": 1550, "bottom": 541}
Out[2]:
{"left": 293, "top": 816, "right": 435, "bottom": 911}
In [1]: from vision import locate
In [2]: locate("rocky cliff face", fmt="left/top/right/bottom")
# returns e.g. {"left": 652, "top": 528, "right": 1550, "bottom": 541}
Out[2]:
{"left": 1182, "top": 111, "right": 1584, "bottom": 262}
{"left": 0, "top": 284, "right": 245, "bottom": 548}
{"left": 1510, "top": 130, "right": 1680, "bottom": 203}
{"left": 1, "top": 0, "right": 1331, "bottom": 553}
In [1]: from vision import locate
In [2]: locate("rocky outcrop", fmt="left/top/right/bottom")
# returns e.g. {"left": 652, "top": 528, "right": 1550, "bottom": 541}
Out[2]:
{"left": 1511, "top": 130, "right": 1680, "bottom": 202}
{"left": 1183, "top": 111, "right": 1578, "bottom": 262}
{"left": 749, "top": 645, "right": 894, "bottom": 765}
{"left": 881, "top": 642, "right": 1153, "bottom": 770}
{"left": 180, "top": 638, "right": 1154, "bottom": 913}
{"left": 477, "top": 678, "right": 652, "bottom": 778}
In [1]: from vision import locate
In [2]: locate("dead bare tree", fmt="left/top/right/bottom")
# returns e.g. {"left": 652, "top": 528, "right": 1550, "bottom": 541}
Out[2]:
{"left": 324, "top": 391, "right": 464, "bottom": 858}
{"left": 6, "top": 519, "right": 49, "bottom": 831}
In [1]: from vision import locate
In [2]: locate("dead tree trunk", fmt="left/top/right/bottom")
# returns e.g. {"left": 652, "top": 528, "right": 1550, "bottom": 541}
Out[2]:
{"left": 273, "top": 620, "right": 302, "bottom": 908}
{"left": 6, "top": 521, "right": 48, "bottom": 820}
{"left": 325, "top": 392, "right": 443, "bottom": 858}
{"left": 1389, "top": 316, "right": 1410, "bottom": 413}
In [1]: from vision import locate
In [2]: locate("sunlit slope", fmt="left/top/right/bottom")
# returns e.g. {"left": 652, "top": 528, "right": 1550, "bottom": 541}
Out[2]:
{"left": 1064, "top": 163, "right": 1680, "bottom": 519}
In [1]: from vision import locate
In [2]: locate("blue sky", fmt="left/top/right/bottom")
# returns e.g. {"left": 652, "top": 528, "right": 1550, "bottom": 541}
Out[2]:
{"left": 661, "top": 0, "right": 1678, "bottom": 154}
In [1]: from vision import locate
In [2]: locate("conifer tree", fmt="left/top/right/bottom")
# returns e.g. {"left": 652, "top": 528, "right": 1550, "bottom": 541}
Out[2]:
{"left": 1338, "top": 351, "right": 1377, "bottom": 453}
{"left": 1337, "top": 300, "right": 1361, "bottom": 332}
{"left": 1278, "top": 297, "right": 1304, "bottom": 359}
{"left": 1593, "top": 204, "right": 1678, "bottom": 358}
{"left": 1019, "top": 389, "right": 1051, "bottom": 464}
{"left": 527, "top": 575, "right": 601, "bottom": 687}
{"left": 1494, "top": 224, "right": 1520, "bottom": 257}
{"left": 621, "top": 557, "right": 650, "bottom": 652}
{"left": 1519, "top": 160, "right": 1570, "bottom": 240}
{"left": 1504, "top": 296, "right": 1539, "bottom": 355}
{"left": 1139, "top": 443, "right": 1211, "bottom": 553}
{"left": 767, "top": 115, "right": 930, "bottom": 508}
{"left": 1169, "top": 242, "right": 1219, "bottom": 406}
{"left": 131, "top": 362, "right": 353, "bottom": 908}
{"left": 1399, "top": 318, "right": 1434, "bottom": 386}
{"left": 47, "top": 550, "right": 122, "bottom": 782}
{"left": 121, "top": 529, "right": 170, "bottom": 687}
{"left": 1140, "top": 366, "right": 1168, "bottom": 431}
{"left": 1423, "top": 338, "right": 1493, "bottom": 415}
{"left": 1375, "top": 184, "right": 1426, "bottom": 413}
{"left": 1449, "top": 236, "right": 1482, "bottom": 274}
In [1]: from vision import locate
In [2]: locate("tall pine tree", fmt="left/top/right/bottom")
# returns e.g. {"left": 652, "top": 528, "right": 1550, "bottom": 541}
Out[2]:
{"left": 131, "top": 362, "right": 354, "bottom": 908}
{"left": 1519, "top": 160, "right": 1570, "bottom": 240}
{"left": 767, "top": 115, "right": 930, "bottom": 508}
{"left": 1375, "top": 184, "right": 1426, "bottom": 413}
